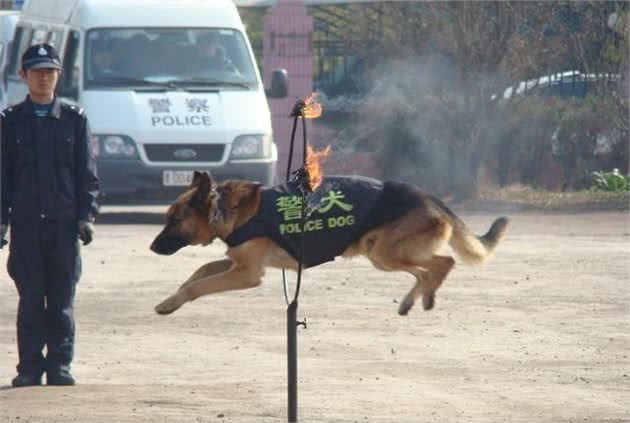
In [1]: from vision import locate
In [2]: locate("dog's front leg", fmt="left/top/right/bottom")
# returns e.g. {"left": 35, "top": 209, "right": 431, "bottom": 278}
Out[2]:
{"left": 177, "top": 259, "right": 234, "bottom": 291}
{"left": 155, "top": 263, "right": 263, "bottom": 315}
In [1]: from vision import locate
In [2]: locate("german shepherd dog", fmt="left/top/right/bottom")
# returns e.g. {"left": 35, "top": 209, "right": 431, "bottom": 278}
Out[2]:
{"left": 150, "top": 171, "right": 508, "bottom": 316}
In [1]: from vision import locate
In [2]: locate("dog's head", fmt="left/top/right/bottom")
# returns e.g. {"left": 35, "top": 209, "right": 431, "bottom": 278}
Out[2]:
{"left": 150, "top": 171, "right": 261, "bottom": 255}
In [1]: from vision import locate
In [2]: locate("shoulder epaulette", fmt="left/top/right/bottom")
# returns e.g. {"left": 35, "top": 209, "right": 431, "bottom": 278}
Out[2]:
{"left": 1, "top": 107, "right": 14, "bottom": 118}
{"left": 0, "top": 106, "right": 14, "bottom": 117}
{"left": 60, "top": 102, "right": 85, "bottom": 116}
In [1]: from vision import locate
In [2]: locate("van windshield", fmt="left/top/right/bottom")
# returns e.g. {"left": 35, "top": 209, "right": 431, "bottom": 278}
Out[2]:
{"left": 84, "top": 28, "right": 259, "bottom": 90}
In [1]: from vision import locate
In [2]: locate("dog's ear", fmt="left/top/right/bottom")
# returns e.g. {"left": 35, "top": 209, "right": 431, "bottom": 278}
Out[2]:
{"left": 224, "top": 181, "right": 261, "bottom": 226}
{"left": 190, "top": 172, "right": 212, "bottom": 211}
{"left": 190, "top": 171, "right": 203, "bottom": 188}
{"left": 190, "top": 171, "right": 213, "bottom": 189}
{"left": 226, "top": 181, "right": 261, "bottom": 210}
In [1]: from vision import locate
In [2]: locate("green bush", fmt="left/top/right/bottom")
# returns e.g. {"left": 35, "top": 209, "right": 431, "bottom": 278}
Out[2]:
{"left": 591, "top": 169, "right": 630, "bottom": 192}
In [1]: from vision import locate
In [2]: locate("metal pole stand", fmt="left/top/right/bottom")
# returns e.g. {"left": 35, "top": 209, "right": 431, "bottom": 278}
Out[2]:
{"left": 287, "top": 300, "right": 298, "bottom": 422}
{"left": 284, "top": 96, "right": 311, "bottom": 423}
{"left": 288, "top": 300, "right": 308, "bottom": 422}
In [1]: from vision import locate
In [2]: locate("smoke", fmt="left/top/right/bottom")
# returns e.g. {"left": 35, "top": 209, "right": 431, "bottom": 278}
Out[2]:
{"left": 320, "top": 54, "right": 508, "bottom": 198}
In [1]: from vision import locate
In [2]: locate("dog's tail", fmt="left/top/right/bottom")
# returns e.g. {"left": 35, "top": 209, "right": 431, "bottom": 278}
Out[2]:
{"left": 430, "top": 196, "right": 509, "bottom": 265}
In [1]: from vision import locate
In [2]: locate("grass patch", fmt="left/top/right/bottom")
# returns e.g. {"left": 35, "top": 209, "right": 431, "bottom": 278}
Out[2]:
{"left": 472, "top": 184, "right": 629, "bottom": 212}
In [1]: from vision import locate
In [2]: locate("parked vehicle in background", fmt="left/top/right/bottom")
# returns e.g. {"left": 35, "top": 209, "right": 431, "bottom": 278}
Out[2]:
{"left": 0, "top": 10, "right": 19, "bottom": 110}
{"left": 494, "top": 69, "right": 627, "bottom": 191}
{"left": 6, "top": 0, "right": 288, "bottom": 203}
{"left": 496, "top": 70, "right": 620, "bottom": 102}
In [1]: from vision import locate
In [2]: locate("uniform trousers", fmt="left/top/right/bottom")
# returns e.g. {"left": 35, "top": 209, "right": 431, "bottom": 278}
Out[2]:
{"left": 7, "top": 219, "right": 81, "bottom": 376}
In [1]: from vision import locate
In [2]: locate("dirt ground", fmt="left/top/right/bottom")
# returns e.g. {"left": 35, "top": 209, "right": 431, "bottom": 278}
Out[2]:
{"left": 0, "top": 207, "right": 628, "bottom": 423}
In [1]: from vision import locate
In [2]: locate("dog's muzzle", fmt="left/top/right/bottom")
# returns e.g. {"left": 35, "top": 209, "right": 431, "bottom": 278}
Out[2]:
{"left": 150, "top": 231, "right": 191, "bottom": 255}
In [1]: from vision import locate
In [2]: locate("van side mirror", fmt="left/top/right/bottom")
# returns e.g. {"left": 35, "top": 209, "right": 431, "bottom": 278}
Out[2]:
{"left": 266, "top": 68, "right": 288, "bottom": 98}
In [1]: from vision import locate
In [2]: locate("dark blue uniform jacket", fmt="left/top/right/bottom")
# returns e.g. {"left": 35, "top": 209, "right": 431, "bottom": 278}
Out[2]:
{"left": 1, "top": 96, "right": 99, "bottom": 225}
{"left": 225, "top": 176, "right": 424, "bottom": 268}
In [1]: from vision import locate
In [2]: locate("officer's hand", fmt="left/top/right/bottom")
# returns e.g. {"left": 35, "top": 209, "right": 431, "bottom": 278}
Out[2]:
{"left": 78, "top": 220, "right": 94, "bottom": 246}
{"left": 0, "top": 224, "right": 7, "bottom": 249}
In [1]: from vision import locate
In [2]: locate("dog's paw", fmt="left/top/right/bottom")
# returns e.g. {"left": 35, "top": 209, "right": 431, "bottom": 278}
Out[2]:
{"left": 398, "top": 299, "right": 414, "bottom": 316}
{"left": 155, "top": 295, "right": 184, "bottom": 315}
{"left": 422, "top": 294, "right": 435, "bottom": 311}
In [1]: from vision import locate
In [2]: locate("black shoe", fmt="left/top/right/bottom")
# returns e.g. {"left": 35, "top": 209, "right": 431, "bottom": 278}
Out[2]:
{"left": 47, "top": 371, "right": 75, "bottom": 386}
{"left": 11, "top": 373, "right": 42, "bottom": 388}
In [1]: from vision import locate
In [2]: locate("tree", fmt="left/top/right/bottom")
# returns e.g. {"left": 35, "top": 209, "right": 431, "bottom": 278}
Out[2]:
{"left": 501, "top": 2, "right": 629, "bottom": 188}
{"left": 343, "top": 2, "right": 523, "bottom": 199}
{"left": 333, "top": 1, "right": 628, "bottom": 198}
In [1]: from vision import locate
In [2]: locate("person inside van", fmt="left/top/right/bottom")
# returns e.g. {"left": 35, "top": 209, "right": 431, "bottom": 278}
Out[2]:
{"left": 194, "top": 33, "right": 238, "bottom": 75}
{"left": 120, "top": 33, "right": 151, "bottom": 78}
{"left": 90, "top": 40, "right": 116, "bottom": 79}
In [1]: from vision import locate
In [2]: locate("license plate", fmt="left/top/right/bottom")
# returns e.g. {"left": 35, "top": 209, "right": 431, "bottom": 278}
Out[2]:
{"left": 162, "top": 170, "right": 194, "bottom": 187}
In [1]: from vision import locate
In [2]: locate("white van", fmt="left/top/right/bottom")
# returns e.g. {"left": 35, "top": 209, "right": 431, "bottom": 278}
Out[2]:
{"left": 0, "top": 10, "right": 19, "bottom": 110}
{"left": 6, "top": 0, "right": 288, "bottom": 202}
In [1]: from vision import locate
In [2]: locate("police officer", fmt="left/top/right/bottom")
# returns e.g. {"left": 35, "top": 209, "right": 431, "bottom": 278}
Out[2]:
{"left": 0, "top": 43, "right": 99, "bottom": 387}
{"left": 194, "top": 33, "right": 239, "bottom": 74}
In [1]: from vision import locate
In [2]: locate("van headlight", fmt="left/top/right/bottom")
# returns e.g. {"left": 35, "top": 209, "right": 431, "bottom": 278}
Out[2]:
{"left": 230, "top": 134, "right": 272, "bottom": 160}
{"left": 93, "top": 135, "right": 138, "bottom": 159}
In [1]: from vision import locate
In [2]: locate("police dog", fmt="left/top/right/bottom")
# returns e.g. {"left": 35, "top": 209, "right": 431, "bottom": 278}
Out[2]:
{"left": 150, "top": 171, "right": 508, "bottom": 316}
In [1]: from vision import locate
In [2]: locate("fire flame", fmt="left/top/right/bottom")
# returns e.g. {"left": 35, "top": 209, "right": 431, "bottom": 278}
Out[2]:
{"left": 303, "top": 93, "right": 322, "bottom": 119}
{"left": 305, "top": 144, "right": 331, "bottom": 191}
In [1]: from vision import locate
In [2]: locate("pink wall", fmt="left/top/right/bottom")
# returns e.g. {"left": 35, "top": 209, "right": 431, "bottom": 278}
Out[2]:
{"left": 262, "top": 0, "right": 379, "bottom": 180}
{"left": 263, "top": 0, "right": 314, "bottom": 179}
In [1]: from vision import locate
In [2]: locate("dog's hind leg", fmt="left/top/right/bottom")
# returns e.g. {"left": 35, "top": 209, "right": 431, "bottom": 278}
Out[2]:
{"left": 356, "top": 216, "right": 454, "bottom": 315}
{"left": 398, "top": 255, "right": 455, "bottom": 315}
{"left": 359, "top": 215, "right": 451, "bottom": 269}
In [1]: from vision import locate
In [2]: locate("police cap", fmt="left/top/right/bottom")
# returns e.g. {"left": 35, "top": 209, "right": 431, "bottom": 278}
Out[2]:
{"left": 22, "top": 43, "right": 62, "bottom": 71}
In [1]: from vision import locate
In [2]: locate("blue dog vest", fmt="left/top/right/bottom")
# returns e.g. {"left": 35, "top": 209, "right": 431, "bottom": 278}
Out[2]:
{"left": 224, "top": 176, "right": 423, "bottom": 268}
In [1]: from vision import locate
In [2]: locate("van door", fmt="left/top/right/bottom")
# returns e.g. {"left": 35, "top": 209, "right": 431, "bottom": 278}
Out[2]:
{"left": 57, "top": 29, "right": 80, "bottom": 102}
{"left": 6, "top": 25, "right": 31, "bottom": 105}
{"left": 0, "top": 42, "right": 5, "bottom": 109}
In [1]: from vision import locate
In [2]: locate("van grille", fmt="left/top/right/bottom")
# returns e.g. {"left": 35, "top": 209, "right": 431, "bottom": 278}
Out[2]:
{"left": 144, "top": 144, "right": 225, "bottom": 162}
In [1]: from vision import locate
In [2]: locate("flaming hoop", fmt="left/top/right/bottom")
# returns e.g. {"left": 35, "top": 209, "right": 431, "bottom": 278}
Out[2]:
{"left": 302, "top": 93, "right": 323, "bottom": 119}
{"left": 290, "top": 92, "right": 323, "bottom": 120}
{"left": 282, "top": 92, "right": 330, "bottom": 423}
{"left": 289, "top": 93, "right": 330, "bottom": 194}
{"left": 305, "top": 144, "right": 331, "bottom": 191}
